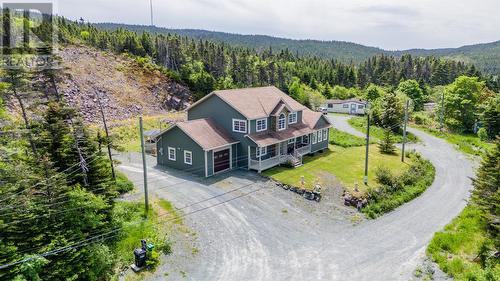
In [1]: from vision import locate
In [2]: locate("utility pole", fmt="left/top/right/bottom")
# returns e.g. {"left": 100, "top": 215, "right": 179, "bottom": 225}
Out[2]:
{"left": 95, "top": 91, "right": 116, "bottom": 180}
{"left": 364, "top": 112, "right": 370, "bottom": 185}
{"left": 439, "top": 91, "right": 445, "bottom": 131}
{"left": 149, "top": 0, "right": 154, "bottom": 26}
{"left": 139, "top": 116, "right": 149, "bottom": 216}
{"left": 401, "top": 99, "right": 409, "bottom": 162}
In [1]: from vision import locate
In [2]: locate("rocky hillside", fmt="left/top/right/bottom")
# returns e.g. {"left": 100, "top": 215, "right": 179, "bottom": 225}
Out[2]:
{"left": 57, "top": 45, "right": 191, "bottom": 122}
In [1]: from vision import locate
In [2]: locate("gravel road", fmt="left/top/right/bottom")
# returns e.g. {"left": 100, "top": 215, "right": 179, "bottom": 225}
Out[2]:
{"left": 117, "top": 120, "right": 474, "bottom": 281}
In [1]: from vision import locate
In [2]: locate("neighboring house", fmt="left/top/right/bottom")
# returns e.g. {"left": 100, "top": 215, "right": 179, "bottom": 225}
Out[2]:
{"left": 423, "top": 102, "right": 436, "bottom": 112}
{"left": 323, "top": 99, "right": 367, "bottom": 115}
{"left": 156, "top": 86, "right": 333, "bottom": 177}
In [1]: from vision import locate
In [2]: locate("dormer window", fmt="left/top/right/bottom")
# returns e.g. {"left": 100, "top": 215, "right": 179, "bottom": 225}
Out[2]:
{"left": 278, "top": 113, "right": 286, "bottom": 131}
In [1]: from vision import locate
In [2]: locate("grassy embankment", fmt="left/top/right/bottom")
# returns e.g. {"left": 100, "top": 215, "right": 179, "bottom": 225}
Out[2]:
{"left": 93, "top": 113, "right": 185, "bottom": 152}
{"left": 427, "top": 206, "right": 499, "bottom": 280}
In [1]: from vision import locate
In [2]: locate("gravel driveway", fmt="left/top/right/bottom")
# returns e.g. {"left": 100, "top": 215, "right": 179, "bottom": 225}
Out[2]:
{"left": 117, "top": 125, "right": 474, "bottom": 280}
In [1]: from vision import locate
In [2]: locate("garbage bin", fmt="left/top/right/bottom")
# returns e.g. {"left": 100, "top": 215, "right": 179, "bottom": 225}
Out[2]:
{"left": 134, "top": 248, "right": 147, "bottom": 268}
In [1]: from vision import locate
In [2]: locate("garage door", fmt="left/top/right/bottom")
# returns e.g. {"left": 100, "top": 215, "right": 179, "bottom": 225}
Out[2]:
{"left": 213, "top": 149, "right": 230, "bottom": 173}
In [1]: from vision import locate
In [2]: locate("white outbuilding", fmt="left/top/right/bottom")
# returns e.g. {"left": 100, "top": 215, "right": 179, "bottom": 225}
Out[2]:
{"left": 322, "top": 99, "right": 367, "bottom": 115}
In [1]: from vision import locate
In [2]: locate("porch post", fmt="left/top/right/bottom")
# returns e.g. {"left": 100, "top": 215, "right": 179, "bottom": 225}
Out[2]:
{"left": 258, "top": 148, "right": 262, "bottom": 173}
{"left": 247, "top": 145, "right": 250, "bottom": 170}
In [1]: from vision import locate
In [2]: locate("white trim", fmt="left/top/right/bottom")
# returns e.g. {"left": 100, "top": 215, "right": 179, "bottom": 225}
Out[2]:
{"left": 184, "top": 150, "right": 192, "bottom": 165}
{"left": 256, "top": 118, "right": 267, "bottom": 132}
{"left": 288, "top": 112, "right": 297, "bottom": 124}
{"left": 232, "top": 118, "right": 247, "bottom": 133}
{"left": 312, "top": 132, "right": 317, "bottom": 144}
{"left": 277, "top": 113, "right": 286, "bottom": 131}
{"left": 322, "top": 129, "right": 327, "bottom": 141}
{"left": 204, "top": 151, "right": 208, "bottom": 177}
{"left": 168, "top": 147, "right": 176, "bottom": 161}
{"left": 205, "top": 141, "right": 240, "bottom": 151}
{"left": 317, "top": 131, "right": 323, "bottom": 142}
{"left": 288, "top": 138, "right": 295, "bottom": 144}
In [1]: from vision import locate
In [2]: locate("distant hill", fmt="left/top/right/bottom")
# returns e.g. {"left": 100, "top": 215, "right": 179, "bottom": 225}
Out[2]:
{"left": 94, "top": 23, "right": 500, "bottom": 75}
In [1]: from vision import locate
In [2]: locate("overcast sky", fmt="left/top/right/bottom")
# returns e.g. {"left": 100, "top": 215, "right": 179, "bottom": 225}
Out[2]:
{"left": 57, "top": 0, "right": 500, "bottom": 50}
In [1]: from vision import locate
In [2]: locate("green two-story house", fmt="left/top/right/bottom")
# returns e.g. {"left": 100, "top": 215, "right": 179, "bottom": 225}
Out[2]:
{"left": 156, "top": 86, "right": 332, "bottom": 177}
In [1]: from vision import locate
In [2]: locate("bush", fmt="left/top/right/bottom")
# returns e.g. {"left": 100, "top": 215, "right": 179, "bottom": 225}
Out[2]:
{"left": 363, "top": 153, "right": 435, "bottom": 218}
{"left": 477, "top": 127, "right": 488, "bottom": 141}
{"left": 114, "top": 171, "right": 134, "bottom": 194}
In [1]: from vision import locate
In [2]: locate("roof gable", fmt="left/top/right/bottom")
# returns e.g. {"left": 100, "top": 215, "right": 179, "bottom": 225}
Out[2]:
{"left": 187, "top": 86, "right": 306, "bottom": 120}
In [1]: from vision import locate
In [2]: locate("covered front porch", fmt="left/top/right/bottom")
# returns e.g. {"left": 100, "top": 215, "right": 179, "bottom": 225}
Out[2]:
{"left": 248, "top": 135, "right": 312, "bottom": 172}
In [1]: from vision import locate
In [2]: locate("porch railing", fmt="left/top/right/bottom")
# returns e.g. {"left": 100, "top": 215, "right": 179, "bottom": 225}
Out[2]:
{"left": 295, "top": 144, "right": 312, "bottom": 156}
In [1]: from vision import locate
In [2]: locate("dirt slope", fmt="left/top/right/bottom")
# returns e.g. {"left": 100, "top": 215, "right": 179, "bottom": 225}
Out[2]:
{"left": 57, "top": 45, "right": 191, "bottom": 122}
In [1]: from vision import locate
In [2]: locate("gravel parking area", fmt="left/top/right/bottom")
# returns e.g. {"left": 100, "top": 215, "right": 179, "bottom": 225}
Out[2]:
{"left": 117, "top": 125, "right": 474, "bottom": 281}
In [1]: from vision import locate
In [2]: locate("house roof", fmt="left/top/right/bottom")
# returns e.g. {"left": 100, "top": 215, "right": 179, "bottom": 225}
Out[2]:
{"left": 325, "top": 98, "right": 367, "bottom": 105}
{"left": 163, "top": 118, "right": 238, "bottom": 151}
{"left": 247, "top": 109, "right": 332, "bottom": 147}
{"left": 302, "top": 109, "right": 333, "bottom": 130}
{"left": 187, "top": 86, "right": 306, "bottom": 120}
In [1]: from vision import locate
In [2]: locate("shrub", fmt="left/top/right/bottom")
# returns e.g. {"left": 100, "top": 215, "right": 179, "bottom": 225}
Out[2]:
{"left": 114, "top": 171, "right": 134, "bottom": 194}
{"left": 375, "top": 166, "right": 395, "bottom": 186}
{"left": 477, "top": 127, "right": 488, "bottom": 141}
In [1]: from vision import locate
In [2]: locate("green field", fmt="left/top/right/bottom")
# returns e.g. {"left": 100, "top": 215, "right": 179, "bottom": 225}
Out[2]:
{"left": 263, "top": 144, "right": 411, "bottom": 194}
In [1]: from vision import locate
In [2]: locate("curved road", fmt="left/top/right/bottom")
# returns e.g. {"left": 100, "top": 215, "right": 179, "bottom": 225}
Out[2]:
{"left": 118, "top": 115, "right": 474, "bottom": 281}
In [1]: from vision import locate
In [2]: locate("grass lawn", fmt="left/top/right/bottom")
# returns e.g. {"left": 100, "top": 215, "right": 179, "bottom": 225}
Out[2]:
{"left": 349, "top": 116, "right": 419, "bottom": 143}
{"left": 411, "top": 124, "right": 494, "bottom": 156}
{"left": 263, "top": 144, "right": 411, "bottom": 194}
{"left": 329, "top": 128, "right": 372, "bottom": 147}
{"left": 427, "top": 205, "right": 499, "bottom": 280}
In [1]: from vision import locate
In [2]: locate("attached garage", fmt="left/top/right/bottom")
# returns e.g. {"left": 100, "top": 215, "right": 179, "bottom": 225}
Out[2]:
{"left": 213, "top": 148, "right": 231, "bottom": 173}
{"left": 156, "top": 118, "right": 239, "bottom": 177}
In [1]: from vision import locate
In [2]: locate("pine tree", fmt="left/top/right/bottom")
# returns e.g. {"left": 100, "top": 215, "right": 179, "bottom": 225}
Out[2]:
{"left": 378, "top": 129, "right": 397, "bottom": 154}
{"left": 471, "top": 139, "right": 499, "bottom": 242}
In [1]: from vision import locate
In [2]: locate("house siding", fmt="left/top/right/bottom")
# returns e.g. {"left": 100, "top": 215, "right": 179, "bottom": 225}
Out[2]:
{"left": 188, "top": 95, "right": 255, "bottom": 168}
{"left": 156, "top": 127, "right": 205, "bottom": 177}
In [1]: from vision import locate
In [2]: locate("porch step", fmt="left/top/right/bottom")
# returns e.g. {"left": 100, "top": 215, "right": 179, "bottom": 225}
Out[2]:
{"left": 291, "top": 159, "right": 302, "bottom": 168}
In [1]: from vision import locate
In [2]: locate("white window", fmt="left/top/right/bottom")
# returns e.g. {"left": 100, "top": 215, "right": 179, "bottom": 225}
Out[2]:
{"left": 312, "top": 132, "right": 317, "bottom": 144}
{"left": 168, "top": 147, "right": 176, "bottom": 161}
{"left": 322, "top": 129, "right": 327, "bottom": 141}
{"left": 343, "top": 104, "right": 349, "bottom": 108}
{"left": 184, "top": 150, "right": 192, "bottom": 165}
{"left": 288, "top": 112, "right": 297, "bottom": 124}
{"left": 288, "top": 138, "right": 295, "bottom": 144}
{"left": 278, "top": 113, "right": 286, "bottom": 130}
{"left": 317, "top": 131, "right": 322, "bottom": 142}
{"left": 256, "top": 118, "right": 267, "bottom": 132}
{"left": 358, "top": 105, "right": 364, "bottom": 109}
{"left": 256, "top": 146, "right": 267, "bottom": 157}
{"left": 302, "top": 135, "right": 309, "bottom": 144}
{"left": 159, "top": 147, "right": 164, "bottom": 156}
{"left": 232, "top": 119, "right": 247, "bottom": 133}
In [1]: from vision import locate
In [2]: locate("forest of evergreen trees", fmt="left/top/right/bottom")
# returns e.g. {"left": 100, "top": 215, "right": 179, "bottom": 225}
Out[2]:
{"left": 57, "top": 18, "right": 500, "bottom": 102}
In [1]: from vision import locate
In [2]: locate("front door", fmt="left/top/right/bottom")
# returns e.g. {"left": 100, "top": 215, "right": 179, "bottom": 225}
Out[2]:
{"left": 213, "top": 149, "right": 230, "bottom": 173}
